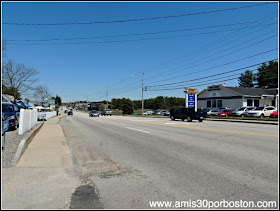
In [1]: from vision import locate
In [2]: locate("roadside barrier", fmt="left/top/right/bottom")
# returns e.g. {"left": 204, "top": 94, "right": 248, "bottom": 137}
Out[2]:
{"left": 18, "top": 109, "right": 38, "bottom": 135}
{"left": 37, "top": 111, "right": 57, "bottom": 120}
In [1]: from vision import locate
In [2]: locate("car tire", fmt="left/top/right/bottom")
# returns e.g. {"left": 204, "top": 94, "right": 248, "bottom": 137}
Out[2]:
{"left": 181, "top": 119, "right": 185, "bottom": 121}
{"left": 171, "top": 116, "right": 175, "bottom": 121}
{"left": 13, "top": 120, "right": 18, "bottom": 130}
{"left": 199, "top": 119, "right": 203, "bottom": 122}
{"left": 260, "top": 114, "right": 265, "bottom": 118}
{"left": 241, "top": 114, "right": 245, "bottom": 118}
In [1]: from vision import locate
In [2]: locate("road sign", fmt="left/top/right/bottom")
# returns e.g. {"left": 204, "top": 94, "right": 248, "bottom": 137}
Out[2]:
{"left": 188, "top": 94, "right": 195, "bottom": 108}
{"left": 41, "top": 113, "right": 46, "bottom": 118}
{"left": 2, "top": 120, "right": 9, "bottom": 133}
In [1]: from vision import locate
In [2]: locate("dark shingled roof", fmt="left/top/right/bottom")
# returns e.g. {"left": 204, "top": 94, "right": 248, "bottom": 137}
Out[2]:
{"left": 225, "top": 87, "right": 278, "bottom": 96}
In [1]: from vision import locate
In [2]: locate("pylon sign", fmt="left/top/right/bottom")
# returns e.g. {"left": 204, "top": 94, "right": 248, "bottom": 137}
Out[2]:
{"left": 184, "top": 87, "right": 198, "bottom": 111}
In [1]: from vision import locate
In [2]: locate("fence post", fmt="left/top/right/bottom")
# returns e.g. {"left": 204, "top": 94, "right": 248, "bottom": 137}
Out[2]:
{"left": 18, "top": 109, "right": 25, "bottom": 135}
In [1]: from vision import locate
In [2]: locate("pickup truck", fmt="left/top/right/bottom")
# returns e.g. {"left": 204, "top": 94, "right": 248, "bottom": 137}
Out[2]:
{"left": 170, "top": 107, "right": 203, "bottom": 122}
{"left": 101, "top": 109, "right": 112, "bottom": 116}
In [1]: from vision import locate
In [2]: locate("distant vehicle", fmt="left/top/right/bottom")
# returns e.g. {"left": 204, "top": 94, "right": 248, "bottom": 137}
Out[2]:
{"left": 218, "top": 109, "right": 235, "bottom": 117}
{"left": 169, "top": 107, "right": 203, "bottom": 122}
{"left": 154, "top": 111, "right": 161, "bottom": 115}
{"left": 68, "top": 110, "right": 73, "bottom": 115}
{"left": 143, "top": 111, "right": 154, "bottom": 115}
{"left": 16, "top": 101, "right": 28, "bottom": 109}
{"left": 101, "top": 109, "right": 112, "bottom": 116}
{"left": 270, "top": 111, "right": 278, "bottom": 118}
{"left": 89, "top": 110, "right": 99, "bottom": 117}
{"left": 64, "top": 110, "right": 68, "bottom": 113}
{"left": 247, "top": 106, "right": 277, "bottom": 118}
{"left": 159, "top": 110, "right": 170, "bottom": 116}
{"left": 206, "top": 109, "right": 219, "bottom": 116}
{"left": 2, "top": 103, "right": 20, "bottom": 130}
{"left": 218, "top": 107, "right": 231, "bottom": 112}
{"left": 231, "top": 106, "right": 256, "bottom": 117}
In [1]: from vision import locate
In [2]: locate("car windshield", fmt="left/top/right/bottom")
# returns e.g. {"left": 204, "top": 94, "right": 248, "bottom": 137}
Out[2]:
{"left": 236, "top": 107, "right": 246, "bottom": 111}
{"left": 254, "top": 107, "right": 264, "bottom": 110}
{"left": 91, "top": 111, "right": 98, "bottom": 113}
{"left": 2, "top": 104, "right": 14, "bottom": 112}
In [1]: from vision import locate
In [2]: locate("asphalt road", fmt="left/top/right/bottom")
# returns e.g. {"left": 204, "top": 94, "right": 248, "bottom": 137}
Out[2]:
{"left": 61, "top": 111, "right": 278, "bottom": 209}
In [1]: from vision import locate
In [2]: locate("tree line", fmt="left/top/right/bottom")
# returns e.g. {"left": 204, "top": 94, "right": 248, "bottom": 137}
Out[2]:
{"left": 238, "top": 61, "right": 278, "bottom": 88}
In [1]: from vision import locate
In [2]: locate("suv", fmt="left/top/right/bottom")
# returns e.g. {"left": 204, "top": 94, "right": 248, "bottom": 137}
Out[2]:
{"left": 2, "top": 103, "right": 20, "bottom": 130}
{"left": 231, "top": 106, "right": 256, "bottom": 117}
{"left": 170, "top": 107, "right": 203, "bottom": 122}
{"left": 247, "top": 106, "right": 277, "bottom": 118}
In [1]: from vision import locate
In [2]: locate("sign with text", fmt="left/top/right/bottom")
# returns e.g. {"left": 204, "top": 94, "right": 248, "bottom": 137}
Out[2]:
{"left": 184, "top": 87, "right": 198, "bottom": 112}
{"left": 188, "top": 94, "right": 195, "bottom": 108}
{"left": 2, "top": 120, "right": 9, "bottom": 132}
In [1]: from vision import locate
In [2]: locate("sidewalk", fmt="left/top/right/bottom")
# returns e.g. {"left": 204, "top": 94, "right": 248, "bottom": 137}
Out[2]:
{"left": 17, "top": 114, "right": 72, "bottom": 168}
{"left": 2, "top": 113, "right": 80, "bottom": 209}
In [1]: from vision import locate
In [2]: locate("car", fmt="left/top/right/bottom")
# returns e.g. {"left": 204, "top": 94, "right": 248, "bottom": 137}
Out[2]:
{"left": 89, "top": 110, "right": 99, "bottom": 117}
{"left": 68, "top": 110, "right": 73, "bottom": 115}
{"left": 101, "top": 109, "right": 112, "bottom": 116}
{"left": 2, "top": 103, "right": 20, "bottom": 130}
{"left": 246, "top": 106, "right": 277, "bottom": 118}
{"left": 143, "top": 111, "right": 154, "bottom": 115}
{"left": 270, "top": 111, "right": 278, "bottom": 118}
{"left": 154, "top": 111, "right": 161, "bottom": 115}
{"left": 218, "top": 109, "right": 235, "bottom": 117}
{"left": 170, "top": 107, "right": 203, "bottom": 122}
{"left": 231, "top": 106, "right": 256, "bottom": 117}
{"left": 159, "top": 110, "right": 170, "bottom": 116}
{"left": 206, "top": 109, "right": 219, "bottom": 116}
{"left": 64, "top": 110, "right": 68, "bottom": 113}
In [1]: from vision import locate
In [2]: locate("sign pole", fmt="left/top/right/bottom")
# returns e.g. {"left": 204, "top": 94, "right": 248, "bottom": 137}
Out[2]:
{"left": 2, "top": 132, "right": 6, "bottom": 151}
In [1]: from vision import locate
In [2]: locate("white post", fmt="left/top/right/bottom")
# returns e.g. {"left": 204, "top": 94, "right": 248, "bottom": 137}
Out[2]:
{"left": 18, "top": 109, "right": 25, "bottom": 135}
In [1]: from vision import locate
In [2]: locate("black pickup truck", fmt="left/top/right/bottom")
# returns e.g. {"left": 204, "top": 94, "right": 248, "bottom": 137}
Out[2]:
{"left": 170, "top": 107, "right": 203, "bottom": 122}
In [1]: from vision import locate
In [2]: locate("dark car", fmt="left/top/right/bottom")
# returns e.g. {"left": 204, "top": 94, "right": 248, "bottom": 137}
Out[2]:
{"left": 68, "top": 110, "right": 73, "bottom": 115}
{"left": 89, "top": 110, "right": 99, "bottom": 117}
{"left": 170, "top": 107, "right": 203, "bottom": 122}
{"left": 64, "top": 110, "right": 68, "bottom": 113}
{"left": 197, "top": 108, "right": 209, "bottom": 118}
{"left": 2, "top": 103, "right": 20, "bottom": 130}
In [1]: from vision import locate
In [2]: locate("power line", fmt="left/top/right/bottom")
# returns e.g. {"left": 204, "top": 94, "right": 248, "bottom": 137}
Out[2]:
{"left": 146, "top": 59, "right": 278, "bottom": 89}
{"left": 7, "top": 23, "right": 277, "bottom": 45}
{"left": 6, "top": 18, "right": 277, "bottom": 42}
{"left": 144, "top": 48, "right": 278, "bottom": 87}
{"left": 3, "top": 2, "right": 274, "bottom": 26}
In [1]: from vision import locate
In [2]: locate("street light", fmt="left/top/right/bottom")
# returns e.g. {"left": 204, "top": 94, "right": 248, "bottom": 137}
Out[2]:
{"left": 131, "top": 72, "right": 146, "bottom": 115}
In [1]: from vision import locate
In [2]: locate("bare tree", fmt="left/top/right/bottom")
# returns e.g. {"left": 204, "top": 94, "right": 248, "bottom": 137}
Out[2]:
{"left": 2, "top": 59, "right": 39, "bottom": 102}
{"left": 33, "top": 85, "right": 51, "bottom": 106}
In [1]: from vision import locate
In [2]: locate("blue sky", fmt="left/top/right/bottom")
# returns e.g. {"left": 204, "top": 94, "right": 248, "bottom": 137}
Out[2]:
{"left": 2, "top": 1, "right": 278, "bottom": 103}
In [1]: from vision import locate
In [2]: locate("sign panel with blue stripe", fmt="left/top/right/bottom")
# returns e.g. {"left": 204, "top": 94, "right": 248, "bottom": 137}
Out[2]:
{"left": 2, "top": 120, "right": 9, "bottom": 132}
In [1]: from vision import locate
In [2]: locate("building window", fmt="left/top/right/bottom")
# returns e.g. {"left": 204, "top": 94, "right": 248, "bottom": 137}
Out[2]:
{"left": 212, "top": 100, "right": 216, "bottom": 108}
{"left": 272, "top": 100, "right": 275, "bottom": 107}
{"left": 247, "top": 99, "right": 253, "bottom": 106}
{"left": 207, "top": 100, "right": 211, "bottom": 108}
{"left": 254, "top": 99, "right": 259, "bottom": 107}
{"left": 217, "top": 100, "right": 222, "bottom": 108}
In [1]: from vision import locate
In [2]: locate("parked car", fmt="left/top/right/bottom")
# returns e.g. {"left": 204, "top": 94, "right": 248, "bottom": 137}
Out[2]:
{"left": 246, "top": 106, "right": 277, "bottom": 118}
{"left": 170, "top": 107, "right": 203, "bottom": 122}
{"left": 270, "top": 111, "right": 278, "bottom": 118}
{"left": 159, "top": 110, "right": 170, "bottom": 116}
{"left": 101, "top": 109, "right": 112, "bottom": 116}
{"left": 206, "top": 109, "right": 219, "bottom": 116}
{"left": 89, "top": 110, "right": 99, "bottom": 117}
{"left": 154, "top": 111, "right": 161, "bottom": 115}
{"left": 218, "top": 109, "right": 235, "bottom": 117}
{"left": 197, "top": 108, "right": 208, "bottom": 118}
{"left": 2, "top": 103, "right": 20, "bottom": 130}
{"left": 143, "top": 111, "right": 154, "bottom": 115}
{"left": 68, "top": 110, "right": 73, "bottom": 115}
{"left": 231, "top": 106, "right": 256, "bottom": 117}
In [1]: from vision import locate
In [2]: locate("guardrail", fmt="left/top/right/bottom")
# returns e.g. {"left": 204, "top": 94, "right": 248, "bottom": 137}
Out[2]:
{"left": 18, "top": 109, "right": 38, "bottom": 135}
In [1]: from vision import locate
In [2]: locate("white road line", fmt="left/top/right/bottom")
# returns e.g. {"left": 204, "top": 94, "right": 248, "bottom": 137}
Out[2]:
{"left": 125, "top": 127, "right": 150, "bottom": 134}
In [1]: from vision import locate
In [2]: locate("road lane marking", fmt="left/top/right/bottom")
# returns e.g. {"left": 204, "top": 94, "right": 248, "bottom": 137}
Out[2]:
{"left": 135, "top": 121, "right": 278, "bottom": 138}
{"left": 125, "top": 127, "right": 150, "bottom": 134}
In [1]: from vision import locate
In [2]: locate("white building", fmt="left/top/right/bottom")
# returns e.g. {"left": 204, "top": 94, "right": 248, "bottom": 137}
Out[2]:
{"left": 197, "top": 84, "right": 278, "bottom": 110}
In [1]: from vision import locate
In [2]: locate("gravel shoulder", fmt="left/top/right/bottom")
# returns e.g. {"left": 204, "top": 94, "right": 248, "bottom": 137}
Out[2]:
{"left": 2, "top": 128, "right": 27, "bottom": 168}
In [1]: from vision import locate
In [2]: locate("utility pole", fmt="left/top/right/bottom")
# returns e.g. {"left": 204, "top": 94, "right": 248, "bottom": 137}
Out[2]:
{"left": 131, "top": 73, "right": 146, "bottom": 115}
{"left": 141, "top": 72, "right": 146, "bottom": 115}
{"left": 87, "top": 96, "right": 88, "bottom": 111}
{"left": 106, "top": 86, "right": 109, "bottom": 110}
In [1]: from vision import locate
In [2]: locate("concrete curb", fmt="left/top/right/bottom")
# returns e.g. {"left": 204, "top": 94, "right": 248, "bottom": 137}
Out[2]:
{"left": 205, "top": 118, "right": 278, "bottom": 125}
{"left": 13, "top": 122, "right": 44, "bottom": 165}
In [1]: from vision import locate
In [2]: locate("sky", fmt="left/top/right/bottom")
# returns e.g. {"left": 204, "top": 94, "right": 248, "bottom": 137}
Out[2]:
{"left": 2, "top": 1, "right": 278, "bottom": 103}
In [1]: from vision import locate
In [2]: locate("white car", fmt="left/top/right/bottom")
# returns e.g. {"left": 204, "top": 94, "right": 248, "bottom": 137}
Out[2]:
{"left": 159, "top": 110, "right": 170, "bottom": 116}
{"left": 246, "top": 106, "right": 277, "bottom": 118}
{"left": 207, "top": 109, "right": 219, "bottom": 116}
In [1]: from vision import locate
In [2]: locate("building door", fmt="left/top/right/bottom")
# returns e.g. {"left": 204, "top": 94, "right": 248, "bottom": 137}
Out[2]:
{"left": 254, "top": 99, "right": 259, "bottom": 107}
